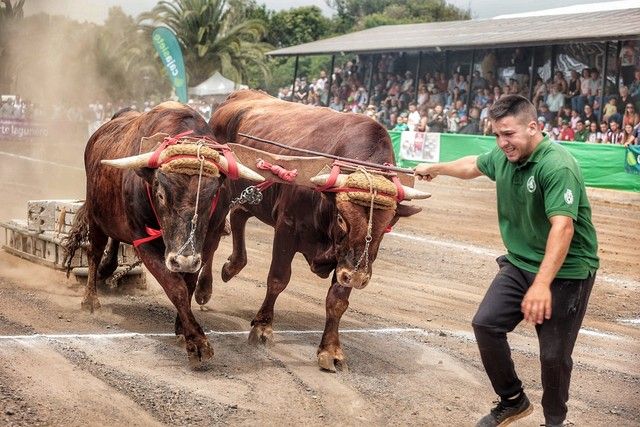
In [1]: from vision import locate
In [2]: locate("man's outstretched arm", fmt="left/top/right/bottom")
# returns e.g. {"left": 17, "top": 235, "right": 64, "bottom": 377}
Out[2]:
{"left": 414, "top": 155, "right": 483, "bottom": 181}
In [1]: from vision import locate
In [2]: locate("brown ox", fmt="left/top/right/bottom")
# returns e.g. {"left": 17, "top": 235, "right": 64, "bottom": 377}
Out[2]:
{"left": 209, "top": 90, "right": 426, "bottom": 371}
{"left": 65, "top": 102, "right": 263, "bottom": 365}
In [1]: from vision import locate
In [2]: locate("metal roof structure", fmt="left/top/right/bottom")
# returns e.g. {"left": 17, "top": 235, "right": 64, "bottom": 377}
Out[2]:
{"left": 268, "top": 8, "right": 640, "bottom": 57}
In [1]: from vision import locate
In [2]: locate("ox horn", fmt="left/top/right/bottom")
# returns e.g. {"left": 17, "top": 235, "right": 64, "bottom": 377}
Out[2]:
{"left": 100, "top": 151, "right": 264, "bottom": 182}
{"left": 310, "top": 173, "right": 431, "bottom": 200}
{"left": 216, "top": 155, "right": 265, "bottom": 182}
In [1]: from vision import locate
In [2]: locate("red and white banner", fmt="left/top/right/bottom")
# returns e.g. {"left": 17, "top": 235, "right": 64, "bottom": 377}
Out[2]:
{"left": 399, "top": 131, "right": 441, "bottom": 163}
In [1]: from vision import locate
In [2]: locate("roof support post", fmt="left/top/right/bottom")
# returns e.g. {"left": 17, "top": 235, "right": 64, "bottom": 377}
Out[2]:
{"left": 367, "top": 54, "right": 376, "bottom": 105}
{"left": 326, "top": 54, "right": 336, "bottom": 106}
{"left": 528, "top": 46, "right": 537, "bottom": 101}
{"left": 466, "top": 49, "right": 476, "bottom": 114}
{"left": 550, "top": 45, "right": 557, "bottom": 81}
{"left": 614, "top": 40, "right": 622, "bottom": 90}
{"left": 598, "top": 41, "right": 610, "bottom": 123}
{"left": 414, "top": 51, "right": 423, "bottom": 104}
{"left": 291, "top": 55, "right": 299, "bottom": 102}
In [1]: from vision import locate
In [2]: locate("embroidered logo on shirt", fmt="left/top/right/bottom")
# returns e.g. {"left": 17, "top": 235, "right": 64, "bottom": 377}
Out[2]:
{"left": 564, "top": 189, "right": 574, "bottom": 205}
{"left": 526, "top": 176, "right": 536, "bottom": 193}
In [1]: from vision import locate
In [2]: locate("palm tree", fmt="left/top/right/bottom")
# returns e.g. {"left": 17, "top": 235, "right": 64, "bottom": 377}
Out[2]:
{"left": 0, "top": 0, "right": 25, "bottom": 92}
{"left": 139, "top": 0, "right": 272, "bottom": 86}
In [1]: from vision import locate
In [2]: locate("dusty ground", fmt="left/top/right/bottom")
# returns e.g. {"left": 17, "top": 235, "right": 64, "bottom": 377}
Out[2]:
{"left": 0, "top": 137, "right": 639, "bottom": 426}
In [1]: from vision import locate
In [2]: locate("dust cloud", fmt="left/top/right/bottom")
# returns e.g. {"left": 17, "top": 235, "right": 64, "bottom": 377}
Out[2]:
{"left": 0, "top": 15, "right": 102, "bottom": 222}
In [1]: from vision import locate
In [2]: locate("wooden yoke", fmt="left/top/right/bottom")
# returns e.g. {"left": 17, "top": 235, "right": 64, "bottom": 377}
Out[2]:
{"left": 228, "top": 143, "right": 330, "bottom": 186}
{"left": 228, "top": 143, "right": 416, "bottom": 188}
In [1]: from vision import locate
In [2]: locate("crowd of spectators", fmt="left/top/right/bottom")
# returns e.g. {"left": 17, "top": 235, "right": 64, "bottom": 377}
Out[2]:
{"left": 277, "top": 49, "right": 640, "bottom": 146}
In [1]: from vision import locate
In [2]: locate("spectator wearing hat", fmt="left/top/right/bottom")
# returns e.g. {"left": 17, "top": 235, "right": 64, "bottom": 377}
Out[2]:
{"left": 559, "top": 119, "right": 575, "bottom": 141}
{"left": 537, "top": 116, "right": 547, "bottom": 131}
{"left": 574, "top": 120, "right": 589, "bottom": 142}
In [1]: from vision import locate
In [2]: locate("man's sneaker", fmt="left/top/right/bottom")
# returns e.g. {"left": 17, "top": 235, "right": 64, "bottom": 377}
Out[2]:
{"left": 475, "top": 393, "right": 534, "bottom": 427}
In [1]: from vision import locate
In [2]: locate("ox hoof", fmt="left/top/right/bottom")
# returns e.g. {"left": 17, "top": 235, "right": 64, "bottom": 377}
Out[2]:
{"left": 317, "top": 350, "right": 347, "bottom": 373}
{"left": 221, "top": 262, "right": 237, "bottom": 283}
{"left": 176, "top": 334, "right": 187, "bottom": 348}
{"left": 186, "top": 338, "right": 214, "bottom": 368}
{"left": 248, "top": 324, "right": 274, "bottom": 347}
{"left": 81, "top": 296, "right": 101, "bottom": 313}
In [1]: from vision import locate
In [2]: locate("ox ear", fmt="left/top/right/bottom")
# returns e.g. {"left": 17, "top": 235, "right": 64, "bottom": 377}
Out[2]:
{"left": 227, "top": 143, "right": 330, "bottom": 186}
{"left": 389, "top": 203, "right": 422, "bottom": 227}
{"left": 139, "top": 132, "right": 170, "bottom": 154}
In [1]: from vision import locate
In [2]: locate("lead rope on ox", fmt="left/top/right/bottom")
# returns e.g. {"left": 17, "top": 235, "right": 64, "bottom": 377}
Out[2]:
{"left": 175, "top": 143, "right": 206, "bottom": 257}
{"left": 352, "top": 167, "right": 376, "bottom": 274}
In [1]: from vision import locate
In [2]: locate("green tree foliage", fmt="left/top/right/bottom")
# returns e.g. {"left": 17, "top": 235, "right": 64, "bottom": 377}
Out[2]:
{"left": 326, "top": 0, "right": 470, "bottom": 32}
{"left": 139, "top": 0, "right": 272, "bottom": 86}
{"left": 267, "top": 6, "right": 330, "bottom": 48}
{"left": 95, "top": 7, "right": 169, "bottom": 102}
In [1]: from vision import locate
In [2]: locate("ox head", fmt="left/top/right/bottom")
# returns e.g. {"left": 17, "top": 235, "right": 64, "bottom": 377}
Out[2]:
{"left": 102, "top": 136, "right": 264, "bottom": 273}
{"left": 311, "top": 171, "right": 429, "bottom": 289}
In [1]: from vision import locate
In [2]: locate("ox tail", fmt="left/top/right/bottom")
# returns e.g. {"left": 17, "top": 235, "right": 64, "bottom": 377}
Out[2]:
{"left": 62, "top": 203, "right": 89, "bottom": 278}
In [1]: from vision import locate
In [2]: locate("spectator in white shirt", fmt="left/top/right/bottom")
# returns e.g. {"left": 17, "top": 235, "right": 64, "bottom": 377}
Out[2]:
{"left": 545, "top": 84, "right": 565, "bottom": 115}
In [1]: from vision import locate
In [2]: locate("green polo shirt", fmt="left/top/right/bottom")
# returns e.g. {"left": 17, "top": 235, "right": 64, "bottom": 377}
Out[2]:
{"left": 477, "top": 136, "right": 599, "bottom": 279}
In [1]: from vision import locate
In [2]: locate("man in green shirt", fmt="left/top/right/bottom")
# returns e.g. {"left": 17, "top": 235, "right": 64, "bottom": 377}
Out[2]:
{"left": 573, "top": 120, "right": 589, "bottom": 142}
{"left": 415, "top": 95, "right": 598, "bottom": 427}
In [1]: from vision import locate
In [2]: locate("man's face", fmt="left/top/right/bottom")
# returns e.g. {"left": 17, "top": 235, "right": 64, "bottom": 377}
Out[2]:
{"left": 584, "top": 105, "right": 592, "bottom": 114}
{"left": 577, "top": 122, "right": 584, "bottom": 131}
{"left": 610, "top": 122, "right": 618, "bottom": 131}
{"left": 491, "top": 115, "right": 538, "bottom": 163}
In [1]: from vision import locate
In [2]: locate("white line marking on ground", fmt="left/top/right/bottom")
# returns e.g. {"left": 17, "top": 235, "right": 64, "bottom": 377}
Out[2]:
{"left": 388, "top": 232, "right": 501, "bottom": 257}
{"left": 617, "top": 318, "right": 640, "bottom": 325}
{"left": 387, "top": 231, "right": 639, "bottom": 289}
{"left": 0, "top": 151, "right": 84, "bottom": 171}
{"left": 579, "top": 328, "right": 622, "bottom": 340}
{"left": 0, "top": 326, "right": 622, "bottom": 342}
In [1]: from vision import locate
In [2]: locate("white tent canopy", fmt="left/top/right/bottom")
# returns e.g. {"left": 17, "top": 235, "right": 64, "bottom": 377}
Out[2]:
{"left": 188, "top": 71, "right": 246, "bottom": 97}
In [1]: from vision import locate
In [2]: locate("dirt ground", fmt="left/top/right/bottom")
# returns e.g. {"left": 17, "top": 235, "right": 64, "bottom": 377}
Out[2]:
{"left": 0, "top": 138, "right": 639, "bottom": 426}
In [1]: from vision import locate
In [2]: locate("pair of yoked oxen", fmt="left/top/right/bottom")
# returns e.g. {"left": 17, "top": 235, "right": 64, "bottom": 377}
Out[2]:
{"left": 70, "top": 90, "right": 430, "bottom": 371}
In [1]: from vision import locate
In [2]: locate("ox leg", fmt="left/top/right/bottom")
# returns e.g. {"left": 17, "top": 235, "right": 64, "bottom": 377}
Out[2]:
{"left": 195, "top": 220, "right": 226, "bottom": 306}
{"left": 97, "top": 238, "right": 120, "bottom": 279}
{"left": 317, "top": 276, "right": 352, "bottom": 372}
{"left": 221, "top": 208, "right": 252, "bottom": 282}
{"left": 248, "top": 225, "right": 296, "bottom": 346}
{"left": 82, "top": 221, "right": 108, "bottom": 313}
{"left": 137, "top": 246, "right": 213, "bottom": 366}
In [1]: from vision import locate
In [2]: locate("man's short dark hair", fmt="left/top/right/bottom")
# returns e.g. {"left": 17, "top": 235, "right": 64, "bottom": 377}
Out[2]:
{"left": 488, "top": 94, "right": 537, "bottom": 124}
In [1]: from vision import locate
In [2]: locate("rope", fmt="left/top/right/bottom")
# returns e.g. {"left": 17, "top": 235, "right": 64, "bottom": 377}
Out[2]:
{"left": 255, "top": 159, "right": 298, "bottom": 181}
{"left": 175, "top": 143, "right": 206, "bottom": 257}
{"left": 352, "top": 167, "right": 375, "bottom": 274}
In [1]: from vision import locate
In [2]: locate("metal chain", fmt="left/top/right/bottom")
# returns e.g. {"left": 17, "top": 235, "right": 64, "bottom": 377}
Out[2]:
{"left": 353, "top": 168, "right": 376, "bottom": 273}
{"left": 106, "top": 259, "right": 143, "bottom": 289}
{"left": 230, "top": 185, "right": 263, "bottom": 207}
{"left": 176, "top": 143, "right": 206, "bottom": 256}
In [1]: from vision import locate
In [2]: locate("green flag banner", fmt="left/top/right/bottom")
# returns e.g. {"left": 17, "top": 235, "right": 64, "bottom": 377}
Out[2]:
{"left": 152, "top": 27, "right": 187, "bottom": 103}
{"left": 625, "top": 145, "right": 640, "bottom": 175}
{"left": 390, "top": 131, "right": 640, "bottom": 192}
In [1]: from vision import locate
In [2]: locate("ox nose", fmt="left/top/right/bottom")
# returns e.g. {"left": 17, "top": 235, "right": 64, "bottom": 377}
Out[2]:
{"left": 166, "top": 253, "right": 202, "bottom": 273}
{"left": 337, "top": 269, "right": 370, "bottom": 289}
